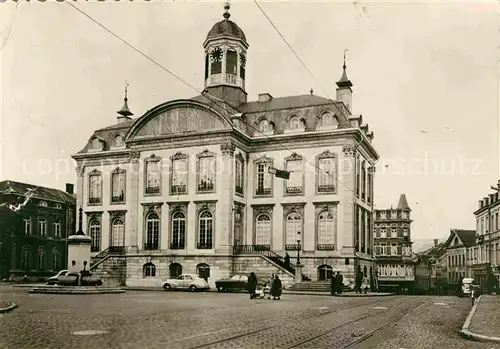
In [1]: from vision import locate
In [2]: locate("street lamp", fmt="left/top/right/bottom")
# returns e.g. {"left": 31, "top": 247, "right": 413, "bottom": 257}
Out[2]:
{"left": 296, "top": 231, "right": 301, "bottom": 265}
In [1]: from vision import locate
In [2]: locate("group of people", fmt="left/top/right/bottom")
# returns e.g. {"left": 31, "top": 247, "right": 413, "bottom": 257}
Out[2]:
{"left": 330, "top": 271, "right": 344, "bottom": 295}
{"left": 355, "top": 273, "right": 371, "bottom": 294}
{"left": 247, "top": 272, "right": 283, "bottom": 300}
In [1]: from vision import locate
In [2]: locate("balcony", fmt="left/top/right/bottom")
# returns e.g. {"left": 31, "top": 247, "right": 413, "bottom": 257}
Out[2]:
{"left": 144, "top": 243, "right": 159, "bottom": 250}
{"left": 197, "top": 242, "right": 213, "bottom": 249}
{"left": 285, "top": 244, "right": 301, "bottom": 251}
{"left": 170, "top": 241, "right": 185, "bottom": 250}
{"left": 145, "top": 186, "right": 160, "bottom": 195}
{"left": 88, "top": 197, "right": 101, "bottom": 204}
{"left": 111, "top": 193, "right": 125, "bottom": 203}
{"left": 318, "top": 185, "right": 335, "bottom": 193}
{"left": 171, "top": 185, "right": 187, "bottom": 194}
{"left": 317, "top": 244, "right": 335, "bottom": 251}
{"left": 255, "top": 188, "right": 271, "bottom": 196}
{"left": 286, "top": 186, "right": 303, "bottom": 195}
{"left": 198, "top": 182, "right": 214, "bottom": 192}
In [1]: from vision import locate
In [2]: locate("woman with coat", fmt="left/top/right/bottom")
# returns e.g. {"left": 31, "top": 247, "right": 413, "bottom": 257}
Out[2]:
{"left": 361, "top": 274, "right": 370, "bottom": 294}
{"left": 271, "top": 275, "right": 282, "bottom": 300}
{"left": 247, "top": 272, "right": 258, "bottom": 299}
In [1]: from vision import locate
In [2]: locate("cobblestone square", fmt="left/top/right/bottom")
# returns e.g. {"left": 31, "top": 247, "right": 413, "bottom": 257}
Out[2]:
{"left": 0, "top": 286, "right": 497, "bottom": 349}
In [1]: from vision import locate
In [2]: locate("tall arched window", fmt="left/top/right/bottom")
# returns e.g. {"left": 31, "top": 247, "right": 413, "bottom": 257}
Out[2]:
{"left": 255, "top": 213, "right": 271, "bottom": 247}
{"left": 169, "top": 263, "right": 182, "bottom": 278}
{"left": 145, "top": 212, "right": 160, "bottom": 250}
{"left": 317, "top": 211, "right": 335, "bottom": 250}
{"left": 22, "top": 245, "right": 31, "bottom": 270}
{"left": 198, "top": 211, "right": 213, "bottom": 249}
{"left": 89, "top": 220, "right": 101, "bottom": 252}
{"left": 143, "top": 263, "right": 156, "bottom": 277}
{"left": 37, "top": 246, "right": 46, "bottom": 270}
{"left": 53, "top": 218, "right": 61, "bottom": 238}
{"left": 286, "top": 212, "right": 302, "bottom": 247}
{"left": 52, "top": 248, "right": 60, "bottom": 271}
{"left": 111, "top": 218, "right": 125, "bottom": 247}
{"left": 171, "top": 212, "right": 186, "bottom": 249}
{"left": 233, "top": 210, "right": 243, "bottom": 245}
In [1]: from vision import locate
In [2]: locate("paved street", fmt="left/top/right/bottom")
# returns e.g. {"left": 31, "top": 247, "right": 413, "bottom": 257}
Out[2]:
{"left": 0, "top": 285, "right": 497, "bottom": 349}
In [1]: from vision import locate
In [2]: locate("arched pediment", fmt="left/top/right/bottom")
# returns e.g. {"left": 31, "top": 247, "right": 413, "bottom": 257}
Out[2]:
{"left": 126, "top": 100, "right": 233, "bottom": 140}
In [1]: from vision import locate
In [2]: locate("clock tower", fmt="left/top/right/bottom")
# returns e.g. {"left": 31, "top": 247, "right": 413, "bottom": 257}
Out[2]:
{"left": 336, "top": 51, "right": 353, "bottom": 113}
{"left": 203, "top": 2, "right": 249, "bottom": 107}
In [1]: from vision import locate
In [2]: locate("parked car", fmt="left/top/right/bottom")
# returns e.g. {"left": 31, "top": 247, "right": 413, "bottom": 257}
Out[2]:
{"left": 214, "top": 274, "right": 267, "bottom": 292}
{"left": 46, "top": 270, "right": 68, "bottom": 285}
{"left": 162, "top": 274, "right": 210, "bottom": 292}
{"left": 460, "top": 277, "right": 474, "bottom": 297}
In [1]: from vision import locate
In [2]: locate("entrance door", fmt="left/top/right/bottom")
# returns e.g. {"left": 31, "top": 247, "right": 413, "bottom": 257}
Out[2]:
{"left": 111, "top": 218, "right": 125, "bottom": 247}
{"left": 318, "top": 265, "right": 333, "bottom": 281}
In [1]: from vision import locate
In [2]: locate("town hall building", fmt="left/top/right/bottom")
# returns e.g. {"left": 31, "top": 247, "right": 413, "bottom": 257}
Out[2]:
{"left": 71, "top": 3, "right": 379, "bottom": 288}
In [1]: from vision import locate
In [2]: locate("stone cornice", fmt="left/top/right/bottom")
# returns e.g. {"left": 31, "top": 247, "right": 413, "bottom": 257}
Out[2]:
{"left": 250, "top": 203, "right": 275, "bottom": 208}
{"left": 193, "top": 200, "right": 218, "bottom": 204}
{"left": 312, "top": 201, "right": 340, "bottom": 206}
{"left": 71, "top": 149, "right": 131, "bottom": 161}
{"left": 166, "top": 201, "right": 190, "bottom": 205}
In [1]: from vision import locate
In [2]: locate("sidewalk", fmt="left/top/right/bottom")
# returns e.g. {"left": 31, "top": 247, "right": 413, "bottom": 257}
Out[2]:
{"left": 460, "top": 295, "right": 500, "bottom": 343}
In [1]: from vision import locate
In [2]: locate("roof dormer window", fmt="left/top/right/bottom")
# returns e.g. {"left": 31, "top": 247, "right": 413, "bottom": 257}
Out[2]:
{"left": 89, "top": 137, "right": 104, "bottom": 152}
{"left": 257, "top": 119, "right": 274, "bottom": 136}
{"left": 290, "top": 116, "right": 300, "bottom": 129}
{"left": 284, "top": 115, "right": 306, "bottom": 134}
{"left": 317, "top": 112, "right": 338, "bottom": 130}
{"left": 112, "top": 134, "right": 124, "bottom": 148}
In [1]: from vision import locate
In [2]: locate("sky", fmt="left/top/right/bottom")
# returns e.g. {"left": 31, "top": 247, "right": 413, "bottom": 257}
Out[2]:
{"left": 0, "top": 0, "right": 499, "bottom": 241}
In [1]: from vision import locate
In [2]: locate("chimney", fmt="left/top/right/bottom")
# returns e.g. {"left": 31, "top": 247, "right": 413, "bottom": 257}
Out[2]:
{"left": 65, "top": 183, "right": 74, "bottom": 195}
{"left": 258, "top": 93, "right": 273, "bottom": 102}
{"left": 433, "top": 239, "right": 438, "bottom": 247}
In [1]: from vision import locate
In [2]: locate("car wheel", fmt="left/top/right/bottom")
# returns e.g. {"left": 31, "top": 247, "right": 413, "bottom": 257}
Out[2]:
{"left": 189, "top": 285, "right": 197, "bottom": 292}
{"left": 217, "top": 287, "right": 222, "bottom": 292}
{"left": 163, "top": 284, "right": 172, "bottom": 292}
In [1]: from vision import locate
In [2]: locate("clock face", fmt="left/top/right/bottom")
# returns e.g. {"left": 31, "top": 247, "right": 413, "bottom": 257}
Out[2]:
{"left": 210, "top": 47, "right": 223, "bottom": 63}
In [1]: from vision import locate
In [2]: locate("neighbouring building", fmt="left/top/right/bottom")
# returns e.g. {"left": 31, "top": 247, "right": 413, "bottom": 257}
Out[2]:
{"left": 441, "top": 228, "right": 476, "bottom": 292}
{"left": 71, "top": 3, "right": 379, "bottom": 288}
{"left": 414, "top": 239, "right": 446, "bottom": 294}
{"left": 0, "top": 180, "right": 76, "bottom": 281}
{"left": 373, "top": 194, "right": 415, "bottom": 293}
{"left": 471, "top": 181, "right": 500, "bottom": 292}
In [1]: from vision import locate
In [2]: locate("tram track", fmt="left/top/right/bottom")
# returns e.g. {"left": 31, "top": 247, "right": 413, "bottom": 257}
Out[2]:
{"left": 285, "top": 296, "right": 429, "bottom": 349}
{"left": 185, "top": 295, "right": 400, "bottom": 349}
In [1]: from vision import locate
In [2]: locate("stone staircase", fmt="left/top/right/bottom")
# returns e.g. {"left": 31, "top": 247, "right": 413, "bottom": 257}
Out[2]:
{"left": 90, "top": 247, "right": 127, "bottom": 287}
{"left": 233, "top": 245, "right": 311, "bottom": 282}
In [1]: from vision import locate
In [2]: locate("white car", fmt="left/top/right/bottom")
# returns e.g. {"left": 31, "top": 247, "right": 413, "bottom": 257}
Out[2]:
{"left": 162, "top": 274, "right": 210, "bottom": 292}
{"left": 46, "top": 270, "right": 68, "bottom": 285}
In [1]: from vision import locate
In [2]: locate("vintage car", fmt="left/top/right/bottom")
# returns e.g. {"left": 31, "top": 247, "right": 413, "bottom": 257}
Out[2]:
{"left": 46, "top": 270, "right": 68, "bottom": 285}
{"left": 460, "top": 278, "right": 474, "bottom": 297}
{"left": 215, "top": 274, "right": 258, "bottom": 292}
{"left": 162, "top": 274, "right": 210, "bottom": 292}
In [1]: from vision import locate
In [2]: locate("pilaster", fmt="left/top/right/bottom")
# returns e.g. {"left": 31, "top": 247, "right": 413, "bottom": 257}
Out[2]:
{"left": 341, "top": 144, "right": 356, "bottom": 252}
{"left": 127, "top": 151, "right": 140, "bottom": 252}
{"left": 217, "top": 141, "right": 235, "bottom": 253}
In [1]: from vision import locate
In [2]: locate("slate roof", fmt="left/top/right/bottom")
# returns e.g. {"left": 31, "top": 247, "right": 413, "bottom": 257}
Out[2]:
{"left": 453, "top": 229, "right": 476, "bottom": 247}
{"left": 396, "top": 194, "right": 411, "bottom": 210}
{"left": 206, "top": 19, "right": 247, "bottom": 44}
{"left": 237, "top": 94, "right": 338, "bottom": 114}
{"left": 0, "top": 180, "right": 75, "bottom": 204}
{"left": 417, "top": 242, "right": 447, "bottom": 263}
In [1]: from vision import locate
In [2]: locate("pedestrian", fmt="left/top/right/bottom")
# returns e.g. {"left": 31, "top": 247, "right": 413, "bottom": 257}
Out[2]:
{"left": 247, "top": 272, "right": 258, "bottom": 299}
{"left": 330, "top": 273, "right": 337, "bottom": 296}
{"left": 355, "top": 272, "right": 362, "bottom": 294}
{"left": 271, "top": 275, "right": 282, "bottom": 300}
{"left": 284, "top": 253, "right": 290, "bottom": 269}
{"left": 361, "top": 273, "right": 370, "bottom": 294}
{"left": 336, "top": 272, "right": 343, "bottom": 295}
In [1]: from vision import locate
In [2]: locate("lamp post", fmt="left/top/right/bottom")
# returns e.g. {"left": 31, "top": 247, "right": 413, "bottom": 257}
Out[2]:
{"left": 296, "top": 231, "right": 301, "bottom": 265}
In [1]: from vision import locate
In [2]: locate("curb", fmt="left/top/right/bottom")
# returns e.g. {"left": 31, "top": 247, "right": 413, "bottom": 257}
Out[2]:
{"left": 459, "top": 295, "right": 500, "bottom": 343}
{"left": 0, "top": 301, "right": 18, "bottom": 314}
{"left": 282, "top": 292, "right": 395, "bottom": 297}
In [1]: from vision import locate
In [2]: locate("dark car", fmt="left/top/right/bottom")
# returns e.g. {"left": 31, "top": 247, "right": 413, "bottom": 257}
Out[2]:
{"left": 57, "top": 272, "right": 103, "bottom": 286}
{"left": 215, "top": 274, "right": 249, "bottom": 292}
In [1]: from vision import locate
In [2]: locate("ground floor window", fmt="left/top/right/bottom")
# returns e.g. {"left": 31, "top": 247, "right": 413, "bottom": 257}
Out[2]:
{"left": 143, "top": 263, "right": 156, "bottom": 277}
{"left": 317, "top": 265, "right": 333, "bottom": 281}
{"left": 169, "top": 263, "right": 182, "bottom": 278}
{"left": 197, "top": 263, "right": 210, "bottom": 282}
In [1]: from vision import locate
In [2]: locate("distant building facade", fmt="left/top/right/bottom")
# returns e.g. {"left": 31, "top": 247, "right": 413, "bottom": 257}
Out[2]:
{"left": 71, "top": 4, "right": 379, "bottom": 288}
{"left": 0, "top": 180, "right": 76, "bottom": 281}
{"left": 414, "top": 239, "right": 446, "bottom": 294}
{"left": 471, "top": 182, "right": 500, "bottom": 292}
{"left": 442, "top": 229, "right": 476, "bottom": 286}
{"left": 373, "top": 194, "right": 414, "bottom": 292}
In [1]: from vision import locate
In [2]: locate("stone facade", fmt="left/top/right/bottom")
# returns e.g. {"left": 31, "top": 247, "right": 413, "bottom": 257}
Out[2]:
{"left": 73, "top": 4, "right": 379, "bottom": 288}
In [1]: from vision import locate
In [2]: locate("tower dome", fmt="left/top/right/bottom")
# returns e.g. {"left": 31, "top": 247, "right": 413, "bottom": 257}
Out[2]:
{"left": 202, "top": 2, "right": 249, "bottom": 107}
{"left": 204, "top": 2, "right": 248, "bottom": 47}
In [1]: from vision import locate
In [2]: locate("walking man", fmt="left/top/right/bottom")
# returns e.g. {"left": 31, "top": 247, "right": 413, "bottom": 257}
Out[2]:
{"left": 336, "top": 271, "right": 343, "bottom": 295}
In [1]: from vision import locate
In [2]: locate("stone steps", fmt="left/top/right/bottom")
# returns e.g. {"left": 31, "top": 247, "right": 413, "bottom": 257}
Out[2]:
{"left": 287, "top": 281, "right": 351, "bottom": 292}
